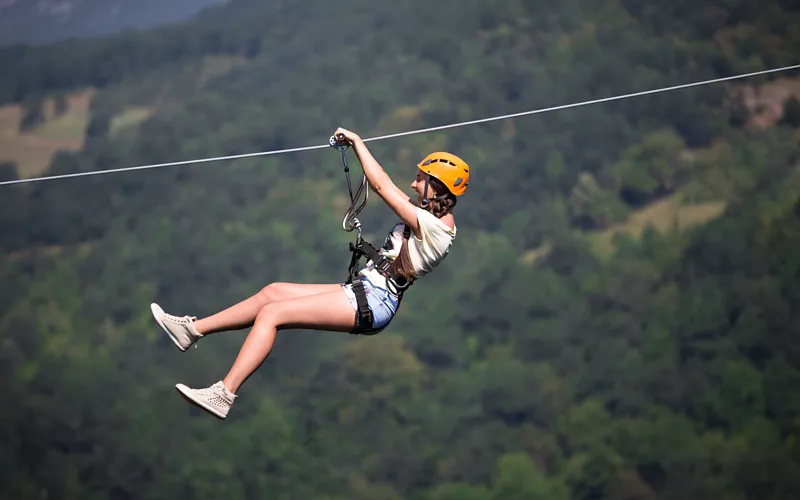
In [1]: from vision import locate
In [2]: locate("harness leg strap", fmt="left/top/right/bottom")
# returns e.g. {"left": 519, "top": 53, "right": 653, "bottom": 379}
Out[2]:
{"left": 350, "top": 278, "right": 375, "bottom": 334}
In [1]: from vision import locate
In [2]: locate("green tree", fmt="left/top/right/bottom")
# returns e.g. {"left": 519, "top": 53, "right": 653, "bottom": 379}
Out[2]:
{"left": 780, "top": 96, "right": 800, "bottom": 127}
{"left": 84, "top": 112, "right": 111, "bottom": 145}
{"left": 568, "top": 172, "right": 630, "bottom": 229}
{"left": 491, "top": 453, "right": 568, "bottom": 500}
{"left": 428, "top": 483, "right": 493, "bottom": 500}
{"left": 614, "top": 129, "right": 688, "bottom": 206}
{"left": 54, "top": 93, "right": 69, "bottom": 116}
{"left": 0, "top": 161, "right": 17, "bottom": 181}
{"left": 19, "top": 98, "right": 44, "bottom": 132}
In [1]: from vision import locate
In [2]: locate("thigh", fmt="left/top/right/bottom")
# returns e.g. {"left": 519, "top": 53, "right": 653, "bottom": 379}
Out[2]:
{"left": 268, "top": 288, "right": 356, "bottom": 333}
{"left": 263, "top": 282, "right": 344, "bottom": 302}
{"left": 363, "top": 281, "right": 400, "bottom": 331}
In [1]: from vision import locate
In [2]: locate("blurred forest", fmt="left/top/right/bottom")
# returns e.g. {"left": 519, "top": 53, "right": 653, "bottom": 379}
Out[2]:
{"left": 2, "top": 0, "right": 800, "bottom": 499}
{"left": 0, "top": 0, "right": 228, "bottom": 46}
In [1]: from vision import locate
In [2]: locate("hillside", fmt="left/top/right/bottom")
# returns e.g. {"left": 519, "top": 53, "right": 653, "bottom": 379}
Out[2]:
{"left": 0, "top": 0, "right": 229, "bottom": 46}
{"left": 2, "top": 1, "right": 800, "bottom": 499}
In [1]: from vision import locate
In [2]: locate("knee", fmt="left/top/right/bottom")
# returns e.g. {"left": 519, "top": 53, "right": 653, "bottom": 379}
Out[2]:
{"left": 258, "top": 282, "right": 287, "bottom": 303}
{"left": 256, "top": 302, "right": 280, "bottom": 324}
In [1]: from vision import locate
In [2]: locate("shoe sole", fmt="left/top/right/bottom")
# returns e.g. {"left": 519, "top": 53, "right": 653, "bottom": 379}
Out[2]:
{"left": 175, "top": 384, "right": 228, "bottom": 419}
{"left": 150, "top": 303, "right": 188, "bottom": 352}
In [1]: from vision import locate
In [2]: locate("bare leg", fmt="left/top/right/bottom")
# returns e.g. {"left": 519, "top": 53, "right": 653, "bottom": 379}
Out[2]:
{"left": 222, "top": 288, "right": 356, "bottom": 393}
{"left": 193, "top": 282, "right": 343, "bottom": 336}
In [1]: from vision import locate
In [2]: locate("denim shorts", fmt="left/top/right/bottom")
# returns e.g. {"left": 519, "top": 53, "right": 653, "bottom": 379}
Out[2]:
{"left": 342, "top": 275, "right": 400, "bottom": 333}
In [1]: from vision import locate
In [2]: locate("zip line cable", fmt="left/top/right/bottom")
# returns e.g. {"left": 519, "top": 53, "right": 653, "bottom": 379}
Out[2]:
{"left": 1, "top": 63, "right": 798, "bottom": 187}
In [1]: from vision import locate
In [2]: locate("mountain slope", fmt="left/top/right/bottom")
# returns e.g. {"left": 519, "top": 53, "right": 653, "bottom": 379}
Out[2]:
{"left": 0, "top": 0, "right": 229, "bottom": 46}
{"left": 1, "top": 1, "right": 800, "bottom": 499}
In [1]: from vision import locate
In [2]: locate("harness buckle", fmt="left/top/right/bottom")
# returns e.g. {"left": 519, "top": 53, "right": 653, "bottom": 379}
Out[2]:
{"left": 374, "top": 257, "right": 392, "bottom": 274}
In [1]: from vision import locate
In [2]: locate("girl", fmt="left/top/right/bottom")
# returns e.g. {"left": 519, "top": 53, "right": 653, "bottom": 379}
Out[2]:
{"left": 150, "top": 127, "right": 470, "bottom": 418}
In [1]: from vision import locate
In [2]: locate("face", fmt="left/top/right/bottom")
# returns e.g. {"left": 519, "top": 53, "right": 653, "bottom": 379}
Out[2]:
{"left": 410, "top": 170, "right": 435, "bottom": 204}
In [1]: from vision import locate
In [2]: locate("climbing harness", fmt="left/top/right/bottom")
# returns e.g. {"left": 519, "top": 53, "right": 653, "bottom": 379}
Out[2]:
{"left": 330, "top": 133, "right": 412, "bottom": 334}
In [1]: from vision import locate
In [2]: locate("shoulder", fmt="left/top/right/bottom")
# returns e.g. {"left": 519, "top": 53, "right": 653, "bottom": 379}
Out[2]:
{"left": 439, "top": 213, "right": 455, "bottom": 232}
{"left": 416, "top": 208, "right": 456, "bottom": 239}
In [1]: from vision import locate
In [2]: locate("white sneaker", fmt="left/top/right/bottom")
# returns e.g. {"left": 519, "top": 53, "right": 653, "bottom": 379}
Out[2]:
{"left": 151, "top": 303, "right": 202, "bottom": 351}
{"left": 175, "top": 381, "right": 237, "bottom": 419}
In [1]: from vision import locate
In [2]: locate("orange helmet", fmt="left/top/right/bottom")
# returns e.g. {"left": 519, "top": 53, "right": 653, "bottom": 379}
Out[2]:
{"left": 417, "top": 152, "right": 470, "bottom": 197}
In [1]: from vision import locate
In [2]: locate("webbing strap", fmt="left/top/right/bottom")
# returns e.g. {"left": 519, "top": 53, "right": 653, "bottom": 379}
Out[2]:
{"left": 350, "top": 278, "right": 377, "bottom": 335}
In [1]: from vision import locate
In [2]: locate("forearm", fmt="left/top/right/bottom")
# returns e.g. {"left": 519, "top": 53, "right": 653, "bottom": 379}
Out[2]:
{"left": 333, "top": 127, "right": 420, "bottom": 230}
{"left": 352, "top": 139, "right": 394, "bottom": 194}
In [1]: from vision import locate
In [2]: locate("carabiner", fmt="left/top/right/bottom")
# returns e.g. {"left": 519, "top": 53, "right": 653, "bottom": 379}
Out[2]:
{"left": 332, "top": 133, "right": 368, "bottom": 233}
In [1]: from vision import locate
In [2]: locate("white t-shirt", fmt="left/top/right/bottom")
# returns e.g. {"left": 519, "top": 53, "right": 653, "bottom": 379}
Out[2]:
{"left": 360, "top": 207, "right": 456, "bottom": 290}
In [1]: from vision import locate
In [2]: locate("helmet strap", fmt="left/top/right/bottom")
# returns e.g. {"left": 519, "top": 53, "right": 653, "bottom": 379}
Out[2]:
{"left": 420, "top": 176, "right": 431, "bottom": 207}
{"left": 420, "top": 177, "right": 452, "bottom": 208}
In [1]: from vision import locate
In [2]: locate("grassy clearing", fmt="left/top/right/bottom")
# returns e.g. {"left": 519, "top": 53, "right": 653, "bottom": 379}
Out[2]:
{"left": 110, "top": 107, "right": 155, "bottom": 136}
{"left": 35, "top": 111, "right": 90, "bottom": 141}
{"left": 739, "top": 76, "right": 800, "bottom": 128}
{"left": 519, "top": 193, "right": 726, "bottom": 266}
{"left": 0, "top": 135, "right": 57, "bottom": 178}
{"left": 0, "top": 90, "right": 92, "bottom": 177}
{"left": 198, "top": 54, "right": 247, "bottom": 86}
{"left": 587, "top": 194, "right": 726, "bottom": 257}
{"left": 520, "top": 242, "right": 553, "bottom": 266}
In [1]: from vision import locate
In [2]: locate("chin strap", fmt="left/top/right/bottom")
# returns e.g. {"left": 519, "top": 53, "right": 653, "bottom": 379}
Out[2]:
{"left": 420, "top": 176, "right": 448, "bottom": 207}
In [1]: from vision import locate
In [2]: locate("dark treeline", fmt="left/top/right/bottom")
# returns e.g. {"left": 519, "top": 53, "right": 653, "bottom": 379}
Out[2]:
{"left": 0, "top": 0, "right": 228, "bottom": 47}
{"left": 2, "top": 0, "right": 800, "bottom": 499}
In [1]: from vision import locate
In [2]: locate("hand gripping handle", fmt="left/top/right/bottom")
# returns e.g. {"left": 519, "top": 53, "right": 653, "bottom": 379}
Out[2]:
{"left": 329, "top": 133, "right": 350, "bottom": 152}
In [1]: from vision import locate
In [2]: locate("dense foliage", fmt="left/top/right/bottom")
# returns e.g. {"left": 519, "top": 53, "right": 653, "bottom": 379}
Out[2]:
{"left": 0, "top": 0, "right": 227, "bottom": 46}
{"left": 2, "top": 0, "right": 800, "bottom": 499}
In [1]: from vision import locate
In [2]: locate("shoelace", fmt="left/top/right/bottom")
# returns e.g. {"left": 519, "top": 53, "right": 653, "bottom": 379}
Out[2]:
{"left": 162, "top": 313, "right": 201, "bottom": 348}
{"left": 192, "top": 385, "right": 222, "bottom": 399}
{"left": 203, "top": 383, "right": 234, "bottom": 405}
{"left": 165, "top": 314, "right": 197, "bottom": 325}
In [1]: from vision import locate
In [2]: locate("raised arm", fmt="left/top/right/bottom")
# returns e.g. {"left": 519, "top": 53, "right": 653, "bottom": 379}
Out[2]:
{"left": 334, "top": 128, "right": 421, "bottom": 238}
